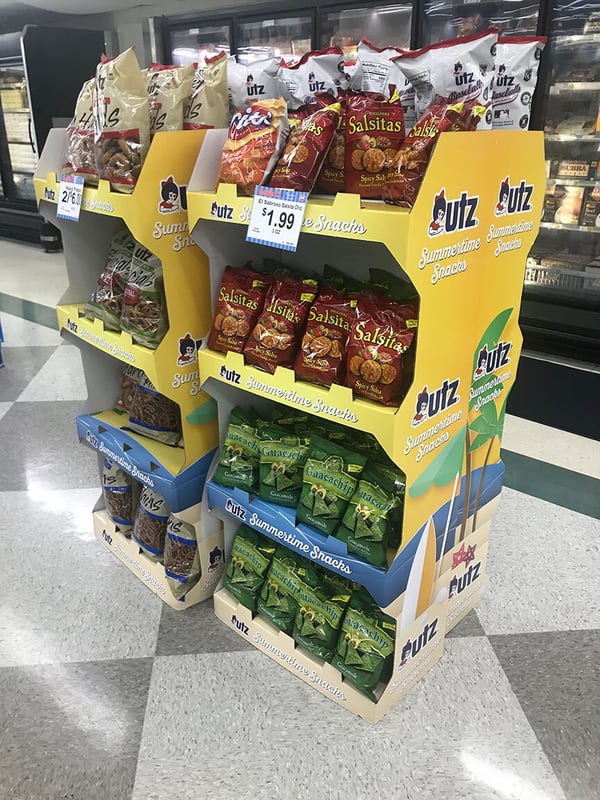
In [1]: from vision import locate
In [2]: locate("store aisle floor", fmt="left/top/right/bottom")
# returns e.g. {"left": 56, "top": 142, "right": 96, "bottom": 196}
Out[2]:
{"left": 1, "top": 266, "right": 599, "bottom": 798}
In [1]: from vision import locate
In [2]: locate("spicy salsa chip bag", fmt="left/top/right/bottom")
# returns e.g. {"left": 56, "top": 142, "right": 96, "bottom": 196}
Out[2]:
{"left": 208, "top": 265, "right": 270, "bottom": 354}
{"left": 268, "top": 102, "right": 341, "bottom": 193}
{"left": 294, "top": 286, "right": 356, "bottom": 388}
{"left": 345, "top": 91, "right": 405, "bottom": 199}
{"left": 244, "top": 275, "right": 318, "bottom": 374}
{"left": 217, "top": 97, "right": 288, "bottom": 196}
{"left": 344, "top": 295, "right": 417, "bottom": 406}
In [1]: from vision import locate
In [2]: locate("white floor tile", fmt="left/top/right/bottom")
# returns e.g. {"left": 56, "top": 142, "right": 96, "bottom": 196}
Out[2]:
{"left": 17, "top": 343, "right": 87, "bottom": 402}
{"left": 0, "top": 312, "right": 61, "bottom": 347}
{"left": 0, "top": 240, "right": 67, "bottom": 307}
{"left": 0, "top": 402, "right": 12, "bottom": 423}
{"left": 503, "top": 414, "right": 600, "bottom": 479}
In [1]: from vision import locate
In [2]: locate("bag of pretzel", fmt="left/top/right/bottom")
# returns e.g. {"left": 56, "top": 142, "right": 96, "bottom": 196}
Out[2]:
{"left": 184, "top": 51, "right": 229, "bottom": 130}
{"left": 146, "top": 63, "right": 195, "bottom": 135}
{"left": 94, "top": 49, "right": 150, "bottom": 192}
{"left": 63, "top": 78, "right": 97, "bottom": 184}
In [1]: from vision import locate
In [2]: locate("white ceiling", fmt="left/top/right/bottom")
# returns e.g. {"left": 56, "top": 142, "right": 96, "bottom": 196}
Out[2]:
{"left": 0, "top": 0, "right": 153, "bottom": 13}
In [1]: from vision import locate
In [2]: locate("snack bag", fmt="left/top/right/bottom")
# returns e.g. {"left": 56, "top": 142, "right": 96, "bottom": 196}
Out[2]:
{"left": 223, "top": 526, "right": 276, "bottom": 611}
{"left": 268, "top": 102, "right": 341, "bottom": 192}
{"left": 128, "top": 373, "right": 181, "bottom": 446}
{"left": 132, "top": 487, "right": 170, "bottom": 558}
{"left": 292, "top": 569, "right": 351, "bottom": 661}
{"left": 243, "top": 275, "right": 318, "bottom": 374}
{"left": 322, "top": 263, "right": 367, "bottom": 295}
{"left": 383, "top": 98, "right": 464, "bottom": 208}
{"left": 102, "top": 457, "right": 136, "bottom": 533}
{"left": 94, "top": 49, "right": 150, "bottom": 192}
{"left": 85, "top": 226, "right": 136, "bottom": 331}
{"left": 257, "top": 547, "right": 317, "bottom": 635}
{"left": 280, "top": 47, "right": 346, "bottom": 110}
{"left": 393, "top": 28, "right": 498, "bottom": 130}
{"left": 208, "top": 266, "right": 270, "bottom": 354}
{"left": 336, "top": 461, "right": 404, "bottom": 568}
{"left": 314, "top": 96, "right": 347, "bottom": 195}
{"left": 217, "top": 97, "right": 288, "bottom": 196}
{"left": 297, "top": 435, "right": 367, "bottom": 536}
{"left": 63, "top": 77, "right": 97, "bottom": 184}
{"left": 120, "top": 243, "right": 168, "bottom": 349}
{"left": 115, "top": 365, "right": 144, "bottom": 413}
{"left": 258, "top": 424, "right": 310, "bottom": 507}
{"left": 344, "top": 295, "right": 416, "bottom": 406}
{"left": 164, "top": 515, "right": 201, "bottom": 599}
{"left": 294, "top": 286, "right": 356, "bottom": 388}
{"left": 228, "top": 58, "right": 284, "bottom": 112}
{"left": 332, "top": 604, "right": 396, "bottom": 701}
{"left": 146, "top": 63, "right": 195, "bottom": 134}
{"left": 214, "top": 406, "right": 261, "bottom": 492}
{"left": 184, "top": 51, "right": 229, "bottom": 130}
{"left": 492, "top": 36, "right": 547, "bottom": 131}
{"left": 369, "top": 267, "right": 418, "bottom": 302}
{"left": 345, "top": 92, "right": 405, "bottom": 199}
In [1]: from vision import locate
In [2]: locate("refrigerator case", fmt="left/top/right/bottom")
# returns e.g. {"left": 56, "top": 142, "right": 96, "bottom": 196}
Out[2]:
{"left": 525, "top": 3, "right": 600, "bottom": 359}
{"left": 421, "top": 0, "right": 540, "bottom": 44}
{"left": 0, "top": 26, "right": 104, "bottom": 246}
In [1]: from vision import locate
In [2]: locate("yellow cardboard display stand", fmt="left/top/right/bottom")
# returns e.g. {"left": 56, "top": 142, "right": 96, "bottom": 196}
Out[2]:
{"left": 186, "top": 129, "right": 544, "bottom": 720}
{"left": 34, "top": 129, "right": 224, "bottom": 608}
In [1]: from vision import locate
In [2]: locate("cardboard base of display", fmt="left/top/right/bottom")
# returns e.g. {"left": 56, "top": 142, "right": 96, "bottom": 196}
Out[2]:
{"left": 214, "top": 587, "right": 447, "bottom": 724}
{"left": 93, "top": 509, "right": 225, "bottom": 610}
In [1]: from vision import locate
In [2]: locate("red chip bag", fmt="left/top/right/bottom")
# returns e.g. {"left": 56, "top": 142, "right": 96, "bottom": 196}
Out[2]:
{"left": 294, "top": 286, "right": 356, "bottom": 388}
{"left": 217, "top": 98, "right": 288, "bottom": 196}
{"left": 208, "top": 266, "right": 271, "bottom": 354}
{"left": 345, "top": 92, "right": 405, "bottom": 199}
{"left": 314, "top": 95, "right": 347, "bottom": 195}
{"left": 383, "top": 98, "right": 463, "bottom": 208}
{"left": 269, "top": 103, "right": 341, "bottom": 193}
{"left": 244, "top": 276, "right": 318, "bottom": 374}
{"left": 345, "top": 295, "right": 415, "bottom": 407}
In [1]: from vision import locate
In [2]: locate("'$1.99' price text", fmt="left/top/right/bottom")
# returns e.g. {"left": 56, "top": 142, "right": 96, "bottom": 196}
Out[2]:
{"left": 262, "top": 207, "right": 295, "bottom": 230}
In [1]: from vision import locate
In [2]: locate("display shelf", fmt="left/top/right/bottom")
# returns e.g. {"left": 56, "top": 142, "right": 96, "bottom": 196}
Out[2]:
{"left": 77, "top": 409, "right": 216, "bottom": 512}
{"left": 547, "top": 179, "right": 598, "bottom": 188}
{"left": 554, "top": 33, "right": 600, "bottom": 46}
{"left": 545, "top": 134, "right": 600, "bottom": 142}
{"left": 93, "top": 507, "right": 224, "bottom": 610}
{"left": 549, "top": 82, "right": 600, "bottom": 93}
{"left": 540, "top": 221, "right": 600, "bottom": 234}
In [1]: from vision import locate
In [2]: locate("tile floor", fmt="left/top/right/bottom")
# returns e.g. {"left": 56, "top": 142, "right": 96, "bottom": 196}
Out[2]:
{"left": 1, "top": 240, "right": 600, "bottom": 800}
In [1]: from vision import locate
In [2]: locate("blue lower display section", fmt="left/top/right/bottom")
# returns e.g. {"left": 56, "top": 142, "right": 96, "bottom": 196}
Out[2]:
{"left": 206, "top": 460, "right": 505, "bottom": 608}
{"left": 77, "top": 413, "right": 216, "bottom": 512}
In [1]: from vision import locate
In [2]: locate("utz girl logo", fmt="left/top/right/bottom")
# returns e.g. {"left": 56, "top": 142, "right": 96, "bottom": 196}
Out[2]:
{"left": 398, "top": 619, "right": 439, "bottom": 667}
{"left": 428, "top": 188, "right": 479, "bottom": 238}
{"left": 177, "top": 332, "right": 202, "bottom": 366}
{"left": 208, "top": 546, "right": 224, "bottom": 572}
{"left": 158, "top": 176, "right": 188, "bottom": 214}
{"left": 474, "top": 341, "right": 512, "bottom": 379}
{"left": 494, "top": 177, "right": 533, "bottom": 217}
{"left": 412, "top": 378, "right": 460, "bottom": 427}
{"left": 230, "top": 106, "right": 272, "bottom": 139}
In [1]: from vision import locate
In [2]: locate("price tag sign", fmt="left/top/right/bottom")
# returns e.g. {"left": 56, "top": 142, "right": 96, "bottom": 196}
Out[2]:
{"left": 56, "top": 174, "right": 84, "bottom": 222}
{"left": 246, "top": 186, "right": 308, "bottom": 252}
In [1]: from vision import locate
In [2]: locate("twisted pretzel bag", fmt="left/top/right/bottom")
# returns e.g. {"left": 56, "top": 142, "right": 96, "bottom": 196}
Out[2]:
{"left": 184, "top": 51, "right": 228, "bottom": 130}
{"left": 120, "top": 243, "right": 167, "bottom": 349}
{"left": 268, "top": 102, "right": 341, "bottom": 192}
{"left": 63, "top": 78, "right": 97, "bottom": 184}
{"left": 146, "top": 62, "right": 195, "bottom": 135}
{"left": 102, "top": 457, "right": 136, "bottom": 534}
{"left": 132, "top": 487, "right": 170, "bottom": 558}
{"left": 128, "top": 374, "right": 181, "bottom": 446}
{"left": 163, "top": 515, "right": 201, "bottom": 599}
{"left": 94, "top": 49, "right": 150, "bottom": 192}
{"left": 85, "top": 226, "right": 136, "bottom": 331}
{"left": 217, "top": 97, "right": 288, "bottom": 196}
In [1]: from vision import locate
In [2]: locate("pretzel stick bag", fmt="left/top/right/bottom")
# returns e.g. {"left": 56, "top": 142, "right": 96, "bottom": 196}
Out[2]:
{"left": 184, "top": 51, "right": 229, "bottom": 130}
{"left": 94, "top": 48, "right": 150, "bottom": 193}
{"left": 63, "top": 78, "right": 97, "bottom": 184}
{"left": 146, "top": 63, "right": 195, "bottom": 135}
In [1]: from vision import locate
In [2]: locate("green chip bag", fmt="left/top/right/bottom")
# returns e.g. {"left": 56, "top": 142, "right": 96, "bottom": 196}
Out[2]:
{"left": 214, "top": 407, "right": 261, "bottom": 492}
{"left": 332, "top": 605, "right": 396, "bottom": 702}
{"left": 223, "top": 525, "right": 276, "bottom": 611}
{"left": 293, "top": 577, "right": 350, "bottom": 661}
{"left": 337, "top": 461, "right": 404, "bottom": 568}
{"left": 257, "top": 548, "right": 317, "bottom": 635}
{"left": 297, "top": 436, "right": 367, "bottom": 536}
{"left": 258, "top": 424, "right": 309, "bottom": 507}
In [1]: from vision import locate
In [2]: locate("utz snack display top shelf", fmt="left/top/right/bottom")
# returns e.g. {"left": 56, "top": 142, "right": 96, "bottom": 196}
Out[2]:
{"left": 546, "top": 179, "right": 598, "bottom": 188}
{"left": 545, "top": 134, "right": 600, "bottom": 142}
{"left": 540, "top": 221, "right": 600, "bottom": 234}
{"left": 550, "top": 82, "right": 600, "bottom": 94}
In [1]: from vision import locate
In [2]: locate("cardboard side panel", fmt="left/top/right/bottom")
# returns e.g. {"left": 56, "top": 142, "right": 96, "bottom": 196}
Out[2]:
{"left": 436, "top": 524, "right": 490, "bottom": 632}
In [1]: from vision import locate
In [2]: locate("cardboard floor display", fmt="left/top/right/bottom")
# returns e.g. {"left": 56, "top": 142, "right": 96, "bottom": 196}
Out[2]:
{"left": 34, "top": 129, "right": 224, "bottom": 608}
{"left": 186, "top": 129, "right": 545, "bottom": 721}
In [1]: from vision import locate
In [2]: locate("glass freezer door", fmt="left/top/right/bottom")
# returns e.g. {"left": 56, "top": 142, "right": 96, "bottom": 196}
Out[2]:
{"left": 236, "top": 13, "right": 314, "bottom": 65}
{"left": 318, "top": 3, "right": 413, "bottom": 61}
{"left": 167, "top": 21, "right": 232, "bottom": 67}
{"left": 422, "top": 0, "right": 540, "bottom": 44}
{"left": 0, "top": 64, "right": 36, "bottom": 202}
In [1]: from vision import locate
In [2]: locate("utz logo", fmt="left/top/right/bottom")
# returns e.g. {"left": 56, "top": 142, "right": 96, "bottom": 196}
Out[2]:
{"left": 412, "top": 378, "right": 460, "bottom": 427}
{"left": 230, "top": 106, "right": 272, "bottom": 139}
{"left": 308, "top": 70, "right": 326, "bottom": 93}
{"left": 208, "top": 546, "right": 224, "bottom": 573}
{"left": 454, "top": 60, "right": 474, "bottom": 86}
{"left": 495, "top": 64, "right": 516, "bottom": 89}
{"left": 428, "top": 188, "right": 479, "bottom": 237}
{"left": 177, "top": 332, "right": 202, "bottom": 366}
{"left": 474, "top": 341, "right": 512, "bottom": 380}
{"left": 495, "top": 177, "right": 533, "bottom": 217}
{"left": 158, "top": 176, "right": 187, "bottom": 214}
{"left": 398, "top": 619, "right": 439, "bottom": 667}
{"left": 245, "top": 74, "right": 265, "bottom": 97}
{"left": 210, "top": 201, "right": 234, "bottom": 220}
{"left": 449, "top": 561, "right": 482, "bottom": 599}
